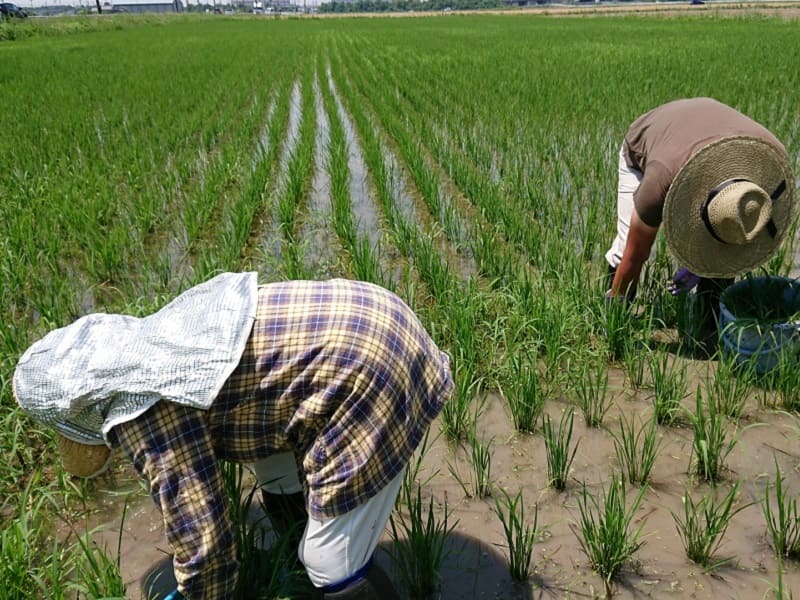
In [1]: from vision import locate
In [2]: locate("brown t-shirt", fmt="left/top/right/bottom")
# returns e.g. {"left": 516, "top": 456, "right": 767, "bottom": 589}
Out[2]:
{"left": 623, "top": 97, "right": 786, "bottom": 226}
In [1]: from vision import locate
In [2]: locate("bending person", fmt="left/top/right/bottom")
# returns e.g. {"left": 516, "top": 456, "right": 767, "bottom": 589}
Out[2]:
{"left": 14, "top": 272, "right": 454, "bottom": 600}
{"left": 605, "top": 97, "right": 794, "bottom": 335}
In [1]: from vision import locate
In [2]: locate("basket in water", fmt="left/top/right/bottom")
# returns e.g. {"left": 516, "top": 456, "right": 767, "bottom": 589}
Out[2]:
{"left": 718, "top": 276, "right": 800, "bottom": 374}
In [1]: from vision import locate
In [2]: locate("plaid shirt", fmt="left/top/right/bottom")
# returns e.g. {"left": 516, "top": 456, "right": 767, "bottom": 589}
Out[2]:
{"left": 111, "top": 279, "right": 453, "bottom": 599}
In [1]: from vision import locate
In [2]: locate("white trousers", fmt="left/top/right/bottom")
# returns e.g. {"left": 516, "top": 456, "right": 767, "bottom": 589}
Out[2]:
{"left": 251, "top": 452, "right": 404, "bottom": 588}
{"left": 605, "top": 145, "right": 643, "bottom": 269}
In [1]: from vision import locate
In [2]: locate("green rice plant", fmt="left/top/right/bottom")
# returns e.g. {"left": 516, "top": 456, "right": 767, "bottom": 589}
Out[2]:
{"left": 1, "top": 476, "right": 66, "bottom": 598}
{"left": 404, "top": 427, "right": 437, "bottom": 492}
{"left": 762, "top": 457, "right": 800, "bottom": 560}
{"left": 573, "top": 477, "right": 647, "bottom": 597}
{"left": 705, "top": 353, "right": 754, "bottom": 421}
{"left": 439, "top": 362, "right": 480, "bottom": 443}
{"left": 506, "top": 353, "right": 546, "bottom": 434}
{"left": 672, "top": 483, "right": 749, "bottom": 570}
{"left": 445, "top": 291, "right": 481, "bottom": 375}
{"left": 68, "top": 528, "right": 126, "bottom": 599}
{"left": 450, "top": 430, "right": 493, "bottom": 500}
{"left": 764, "top": 553, "right": 794, "bottom": 600}
{"left": 569, "top": 353, "right": 611, "bottom": 428}
{"left": 492, "top": 487, "right": 539, "bottom": 583}
{"left": 772, "top": 349, "right": 800, "bottom": 413}
{"left": 219, "top": 462, "right": 311, "bottom": 599}
{"left": 612, "top": 412, "right": 661, "bottom": 487}
{"left": 649, "top": 349, "right": 688, "bottom": 426}
{"left": 621, "top": 339, "right": 650, "bottom": 390}
{"left": 689, "top": 388, "right": 738, "bottom": 483}
{"left": 538, "top": 297, "right": 571, "bottom": 384}
{"left": 602, "top": 294, "right": 637, "bottom": 361}
{"left": 389, "top": 482, "right": 456, "bottom": 599}
{"left": 541, "top": 408, "right": 579, "bottom": 491}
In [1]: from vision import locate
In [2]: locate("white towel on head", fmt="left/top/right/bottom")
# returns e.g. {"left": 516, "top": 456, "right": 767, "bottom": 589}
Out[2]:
{"left": 13, "top": 272, "right": 258, "bottom": 445}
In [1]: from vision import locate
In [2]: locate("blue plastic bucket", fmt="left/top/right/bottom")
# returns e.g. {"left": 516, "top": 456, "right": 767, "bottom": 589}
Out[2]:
{"left": 718, "top": 276, "right": 800, "bottom": 374}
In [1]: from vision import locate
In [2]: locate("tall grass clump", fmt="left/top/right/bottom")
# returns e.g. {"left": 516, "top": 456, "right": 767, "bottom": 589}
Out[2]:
{"left": 542, "top": 408, "right": 579, "bottom": 491}
{"left": 772, "top": 349, "right": 800, "bottom": 413}
{"left": 612, "top": 412, "right": 661, "bottom": 487}
{"left": 390, "top": 482, "right": 456, "bottom": 599}
{"left": 573, "top": 477, "right": 647, "bottom": 597}
{"left": 69, "top": 528, "right": 126, "bottom": 599}
{"left": 763, "top": 458, "right": 800, "bottom": 560}
{"left": 672, "top": 484, "right": 748, "bottom": 570}
{"left": 493, "top": 487, "right": 539, "bottom": 583}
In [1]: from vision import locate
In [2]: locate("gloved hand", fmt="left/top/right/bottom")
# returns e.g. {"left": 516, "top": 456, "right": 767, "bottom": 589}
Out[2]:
{"left": 668, "top": 268, "right": 701, "bottom": 295}
{"left": 163, "top": 590, "right": 184, "bottom": 600}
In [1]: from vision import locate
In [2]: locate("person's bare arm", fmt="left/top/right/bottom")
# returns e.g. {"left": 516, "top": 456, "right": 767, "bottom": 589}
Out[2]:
{"left": 610, "top": 209, "right": 659, "bottom": 300}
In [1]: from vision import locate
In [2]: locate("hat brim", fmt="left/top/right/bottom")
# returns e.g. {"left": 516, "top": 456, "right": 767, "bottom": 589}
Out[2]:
{"left": 663, "top": 136, "right": 795, "bottom": 278}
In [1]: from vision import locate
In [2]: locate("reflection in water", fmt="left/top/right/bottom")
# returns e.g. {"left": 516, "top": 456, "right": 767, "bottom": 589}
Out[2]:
{"left": 252, "top": 95, "right": 276, "bottom": 172}
{"left": 297, "top": 74, "right": 338, "bottom": 278}
{"left": 260, "top": 80, "right": 303, "bottom": 271}
{"left": 326, "top": 70, "right": 383, "bottom": 252}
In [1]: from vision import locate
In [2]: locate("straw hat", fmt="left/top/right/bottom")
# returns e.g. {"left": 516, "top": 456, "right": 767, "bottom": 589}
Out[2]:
{"left": 55, "top": 431, "right": 113, "bottom": 479}
{"left": 663, "top": 136, "right": 795, "bottom": 278}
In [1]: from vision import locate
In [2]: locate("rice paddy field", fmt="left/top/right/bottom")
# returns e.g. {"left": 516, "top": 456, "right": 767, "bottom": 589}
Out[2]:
{"left": 2, "top": 6, "right": 800, "bottom": 599}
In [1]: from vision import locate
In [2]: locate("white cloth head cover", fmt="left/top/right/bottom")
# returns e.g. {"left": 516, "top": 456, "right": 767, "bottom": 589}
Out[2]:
{"left": 13, "top": 272, "right": 258, "bottom": 445}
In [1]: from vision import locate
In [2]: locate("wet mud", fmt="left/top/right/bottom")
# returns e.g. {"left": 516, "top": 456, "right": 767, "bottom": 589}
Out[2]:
{"left": 91, "top": 357, "right": 800, "bottom": 599}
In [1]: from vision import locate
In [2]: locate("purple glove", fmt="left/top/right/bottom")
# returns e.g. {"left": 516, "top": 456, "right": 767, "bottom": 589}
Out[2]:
{"left": 668, "top": 268, "right": 701, "bottom": 295}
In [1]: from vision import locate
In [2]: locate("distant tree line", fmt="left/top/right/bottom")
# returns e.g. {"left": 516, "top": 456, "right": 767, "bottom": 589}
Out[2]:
{"left": 319, "top": 0, "right": 510, "bottom": 13}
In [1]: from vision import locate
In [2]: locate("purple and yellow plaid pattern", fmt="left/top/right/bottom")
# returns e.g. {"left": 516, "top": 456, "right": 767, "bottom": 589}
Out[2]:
{"left": 111, "top": 279, "right": 453, "bottom": 599}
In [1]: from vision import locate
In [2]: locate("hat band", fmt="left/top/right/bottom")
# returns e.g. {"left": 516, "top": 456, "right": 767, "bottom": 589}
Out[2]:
{"left": 700, "top": 178, "right": 785, "bottom": 243}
